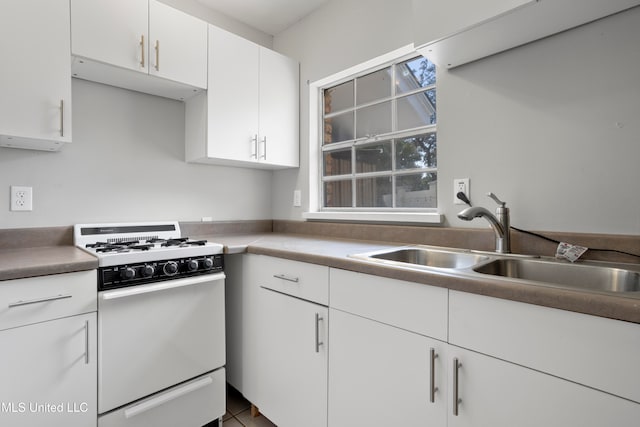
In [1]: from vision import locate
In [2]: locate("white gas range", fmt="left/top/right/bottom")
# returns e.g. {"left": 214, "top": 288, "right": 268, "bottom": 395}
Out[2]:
{"left": 74, "top": 221, "right": 226, "bottom": 427}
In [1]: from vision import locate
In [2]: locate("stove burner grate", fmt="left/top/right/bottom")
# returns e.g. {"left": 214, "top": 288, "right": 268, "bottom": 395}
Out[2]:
{"left": 87, "top": 238, "right": 207, "bottom": 252}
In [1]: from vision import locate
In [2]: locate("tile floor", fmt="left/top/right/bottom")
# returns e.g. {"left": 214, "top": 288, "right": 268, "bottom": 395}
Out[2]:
{"left": 224, "top": 384, "right": 277, "bottom": 427}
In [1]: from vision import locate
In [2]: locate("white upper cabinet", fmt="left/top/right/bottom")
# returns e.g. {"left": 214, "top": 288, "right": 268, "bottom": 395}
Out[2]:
{"left": 70, "top": 0, "right": 148, "bottom": 74}
{"left": 0, "top": 0, "right": 71, "bottom": 151}
{"left": 148, "top": 0, "right": 208, "bottom": 89}
{"left": 258, "top": 48, "right": 300, "bottom": 168}
{"left": 186, "top": 25, "right": 299, "bottom": 169}
{"left": 202, "top": 25, "right": 261, "bottom": 164}
{"left": 70, "top": 0, "right": 207, "bottom": 100}
{"left": 413, "top": 0, "right": 640, "bottom": 68}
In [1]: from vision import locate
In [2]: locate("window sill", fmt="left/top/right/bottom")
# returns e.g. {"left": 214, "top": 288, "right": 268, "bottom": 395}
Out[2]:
{"left": 302, "top": 211, "right": 443, "bottom": 225}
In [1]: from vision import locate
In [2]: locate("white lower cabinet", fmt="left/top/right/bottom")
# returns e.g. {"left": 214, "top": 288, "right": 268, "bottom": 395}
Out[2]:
{"left": 228, "top": 258, "right": 640, "bottom": 427}
{"left": 447, "top": 345, "right": 640, "bottom": 427}
{"left": 0, "top": 312, "right": 97, "bottom": 427}
{"left": 257, "top": 287, "right": 328, "bottom": 427}
{"left": 328, "top": 268, "right": 640, "bottom": 427}
{"left": 226, "top": 254, "right": 329, "bottom": 427}
{"left": 0, "top": 270, "right": 97, "bottom": 426}
{"left": 329, "top": 308, "right": 447, "bottom": 426}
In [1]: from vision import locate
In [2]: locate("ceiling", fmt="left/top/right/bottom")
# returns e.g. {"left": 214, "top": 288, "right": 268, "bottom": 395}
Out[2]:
{"left": 195, "top": 0, "right": 331, "bottom": 35}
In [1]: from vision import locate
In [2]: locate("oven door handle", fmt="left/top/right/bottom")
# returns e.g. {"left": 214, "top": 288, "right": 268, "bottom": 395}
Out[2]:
{"left": 100, "top": 272, "right": 225, "bottom": 301}
{"left": 124, "top": 375, "right": 214, "bottom": 419}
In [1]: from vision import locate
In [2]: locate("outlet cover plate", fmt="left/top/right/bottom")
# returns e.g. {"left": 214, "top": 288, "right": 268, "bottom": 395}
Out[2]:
{"left": 11, "top": 186, "right": 33, "bottom": 211}
{"left": 453, "top": 178, "right": 469, "bottom": 205}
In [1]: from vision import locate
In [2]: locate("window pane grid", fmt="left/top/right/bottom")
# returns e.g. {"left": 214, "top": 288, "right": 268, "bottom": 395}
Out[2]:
{"left": 321, "top": 54, "right": 436, "bottom": 210}
{"left": 323, "top": 85, "right": 435, "bottom": 120}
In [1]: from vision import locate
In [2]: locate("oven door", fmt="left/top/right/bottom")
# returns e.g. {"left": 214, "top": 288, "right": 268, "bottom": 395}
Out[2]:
{"left": 98, "top": 272, "right": 225, "bottom": 414}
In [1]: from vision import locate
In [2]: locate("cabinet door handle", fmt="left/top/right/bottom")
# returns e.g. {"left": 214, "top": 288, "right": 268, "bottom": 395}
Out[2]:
{"left": 154, "top": 40, "right": 160, "bottom": 71}
{"left": 59, "top": 99, "right": 64, "bottom": 137}
{"left": 430, "top": 347, "right": 438, "bottom": 403}
{"left": 273, "top": 274, "right": 299, "bottom": 283}
{"left": 140, "top": 35, "right": 145, "bottom": 68}
{"left": 260, "top": 136, "right": 267, "bottom": 160}
{"left": 8, "top": 293, "right": 72, "bottom": 308}
{"left": 124, "top": 375, "right": 213, "bottom": 419}
{"left": 453, "top": 357, "right": 462, "bottom": 416}
{"left": 251, "top": 134, "right": 258, "bottom": 159}
{"left": 84, "top": 320, "right": 90, "bottom": 365}
{"left": 315, "top": 313, "right": 324, "bottom": 353}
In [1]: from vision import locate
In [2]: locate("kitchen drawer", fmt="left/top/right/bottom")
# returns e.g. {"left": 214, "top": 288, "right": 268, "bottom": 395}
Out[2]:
{"left": 449, "top": 290, "right": 640, "bottom": 403}
{"left": 329, "top": 268, "right": 448, "bottom": 341}
{"left": 98, "top": 368, "right": 225, "bottom": 427}
{"left": 250, "top": 254, "right": 329, "bottom": 305}
{"left": 0, "top": 270, "right": 97, "bottom": 331}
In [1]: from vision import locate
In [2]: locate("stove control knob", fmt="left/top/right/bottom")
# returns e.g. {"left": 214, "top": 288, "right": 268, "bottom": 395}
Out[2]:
{"left": 186, "top": 259, "right": 199, "bottom": 271}
{"left": 120, "top": 267, "right": 136, "bottom": 280}
{"left": 163, "top": 261, "right": 179, "bottom": 276}
{"left": 202, "top": 257, "right": 214, "bottom": 269}
{"left": 142, "top": 265, "right": 155, "bottom": 277}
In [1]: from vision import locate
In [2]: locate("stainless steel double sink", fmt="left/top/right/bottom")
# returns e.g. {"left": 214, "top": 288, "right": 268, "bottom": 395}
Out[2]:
{"left": 349, "top": 246, "right": 640, "bottom": 297}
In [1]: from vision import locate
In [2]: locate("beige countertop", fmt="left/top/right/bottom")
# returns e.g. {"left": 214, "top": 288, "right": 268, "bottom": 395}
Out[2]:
{"left": 205, "top": 233, "right": 640, "bottom": 324}
{"left": 1, "top": 230, "right": 638, "bottom": 324}
{"left": 0, "top": 246, "right": 98, "bottom": 281}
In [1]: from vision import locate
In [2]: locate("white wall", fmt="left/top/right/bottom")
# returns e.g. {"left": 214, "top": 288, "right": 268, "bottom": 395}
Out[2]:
{"left": 272, "top": 0, "right": 640, "bottom": 235}
{"left": 0, "top": 79, "right": 272, "bottom": 228}
{"left": 160, "top": 0, "right": 273, "bottom": 47}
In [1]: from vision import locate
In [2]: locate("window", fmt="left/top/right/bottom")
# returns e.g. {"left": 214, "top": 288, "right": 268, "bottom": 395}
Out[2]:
{"left": 320, "top": 55, "right": 437, "bottom": 212}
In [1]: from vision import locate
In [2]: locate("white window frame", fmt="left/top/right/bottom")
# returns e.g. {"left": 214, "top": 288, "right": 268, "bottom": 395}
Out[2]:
{"left": 304, "top": 44, "right": 442, "bottom": 224}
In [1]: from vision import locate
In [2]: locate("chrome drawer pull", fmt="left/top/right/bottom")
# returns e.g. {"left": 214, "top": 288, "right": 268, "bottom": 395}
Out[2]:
{"left": 273, "top": 274, "right": 299, "bottom": 283}
{"left": 84, "top": 320, "right": 90, "bottom": 365}
{"left": 139, "top": 35, "right": 145, "bottom": 68}
{"left": 59, "top": 99, "right": 64, "bottom": 137}
{"left": 453, "top": 357, "right": 462, "bottom": 416}
{"left": 430, "top": 347, "right": 438, "bottom": 403}
{"left": 315, "top": 313, "right": 324, "bottom": 353}
{"left": 154, "top": 39, "right": 160, "bottom": 71}
{"left": 260, "top": 136, "right": 267, "bottom": 160}
{"left": 8, "top": 294, "right": 72, "bottom": 308}
{"left": 250, "top": 134, "right": 258, "bottom": 159}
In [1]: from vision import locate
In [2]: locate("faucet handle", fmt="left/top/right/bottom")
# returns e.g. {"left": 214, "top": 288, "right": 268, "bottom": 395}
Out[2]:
{"left": 487, "top": 192, "right": 506, "bottom": 207}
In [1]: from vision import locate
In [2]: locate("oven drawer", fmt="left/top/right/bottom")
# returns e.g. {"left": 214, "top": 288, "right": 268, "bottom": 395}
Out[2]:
{"left": 249, "top": 254, "right": 329, "bottom": 305}
{"left": 98, "top": 369, "right": 225, "bottom": 427}
{"left": 98, "top": 272, "right": 225, "bottom": 414}
{"left": 0, "top": 270, "right": 97, "bottom": 331}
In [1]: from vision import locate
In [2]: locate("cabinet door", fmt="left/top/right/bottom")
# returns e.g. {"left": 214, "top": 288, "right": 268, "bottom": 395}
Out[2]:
{"left": 447, "top": 345, "right": 640, "bottom": 427}
{"left": 71, "top": 0, "right": 148, "bottom": 73}
{"left": 329, "top": 308, "right": 447, "bottom": 427}
{"left": 256, "top": 287, "right": 327, "bottom": 427}
{"left": 0, "top": 0, "right": 71, "bottom": 150}
{"left": 0, "top": 313, "right": 97, "bottom": 427}
{"left": 207, "top": 25, "right": 260, "bottom": 163}
{"left": 148, "top": 0, "right": 208, "bottom": 88}
{"left": 258, "top": 48, "right": 299, "bottom": 167}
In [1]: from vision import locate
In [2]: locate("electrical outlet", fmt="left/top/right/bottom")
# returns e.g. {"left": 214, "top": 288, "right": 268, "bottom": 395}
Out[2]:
{"left": 453, "top": 178, "right": 469, "bottom": 205}
{"left": 10, "top": 186, "right": 33, "bottom": 211}
{"left": 293, "top": 190, "right": 302, "bottom": 207}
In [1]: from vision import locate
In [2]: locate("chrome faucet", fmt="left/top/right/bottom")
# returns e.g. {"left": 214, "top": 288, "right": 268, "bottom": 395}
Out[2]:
{"left": 457, "top": 192, "right": 511, "bottom": 253}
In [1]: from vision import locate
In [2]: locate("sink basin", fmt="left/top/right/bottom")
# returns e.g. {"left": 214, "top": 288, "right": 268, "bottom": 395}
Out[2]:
{"left": 473, "top": 258, "right": 640, "bottom": 293}
{"left": 353, "top": 247, "right": 489, "bottom": 270}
